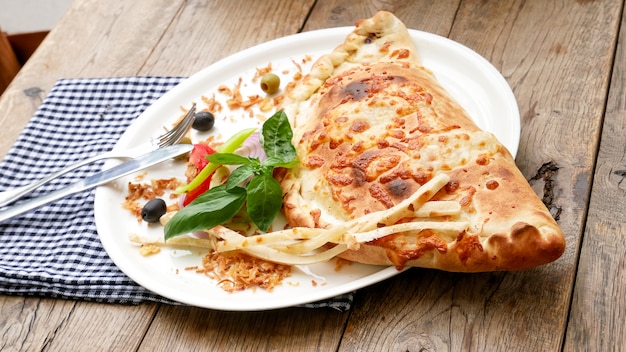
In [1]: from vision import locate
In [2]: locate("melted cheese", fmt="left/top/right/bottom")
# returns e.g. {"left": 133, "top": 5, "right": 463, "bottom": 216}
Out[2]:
{"left": 289, "top": 63, "right": 498, "bottom": 225}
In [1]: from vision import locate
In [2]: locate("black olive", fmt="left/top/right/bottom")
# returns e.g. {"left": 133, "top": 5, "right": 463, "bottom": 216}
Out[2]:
{"left": 142, "top": 198, "right": 167, "bottom": 223}
{"left": 193, "top": 111, "right": 215, "bottom": 131}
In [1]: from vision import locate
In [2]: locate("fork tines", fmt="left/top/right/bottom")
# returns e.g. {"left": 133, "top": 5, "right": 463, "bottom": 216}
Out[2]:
{"left": 158, "top": 103, "right": 196, "bottom": 147}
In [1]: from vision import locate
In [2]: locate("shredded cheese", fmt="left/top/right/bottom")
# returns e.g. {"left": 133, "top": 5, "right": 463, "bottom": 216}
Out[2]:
{"left": 156, "top": 174, "right": 467, "bottom": 268}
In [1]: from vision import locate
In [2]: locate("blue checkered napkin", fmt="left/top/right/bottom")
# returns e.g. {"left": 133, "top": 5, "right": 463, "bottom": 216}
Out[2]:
{"left": 0, "top": 77, "right": 352, "bottom": 312}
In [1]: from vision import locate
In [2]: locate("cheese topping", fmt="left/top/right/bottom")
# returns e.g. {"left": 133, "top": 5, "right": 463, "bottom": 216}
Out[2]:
{"left": 289, "top": 63, "right": 498, "bottom": 225}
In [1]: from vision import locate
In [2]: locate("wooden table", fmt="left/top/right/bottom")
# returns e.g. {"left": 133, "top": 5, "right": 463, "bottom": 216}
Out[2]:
{"left": 0, "top": 0, "right": 624, "bottom": 350}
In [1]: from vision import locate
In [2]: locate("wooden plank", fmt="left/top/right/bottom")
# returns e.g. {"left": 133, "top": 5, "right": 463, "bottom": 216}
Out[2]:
{"left": 0, "top": 297, "right": 157, "bottom": 352}
{"left": 0, "top": 297, "right": 76, "bottom": 351}
{"left": 0, "top": 0, "right": 185, "bottom": 158}
{"left": 138, "top": 305, "right": 348, "bottom": 352}
{"left": 302, "top": 0, "right": 461, "bottom": 36}
{"left": 138, "top": 0, "right": 317, "bottom": 76}
{"left": 296, "top": 0, "right": 621, "bottom": 351}
{"left": 564, "top": 2, "right": 626, "bottom": 350}
{"left": 42, "top": 302, "right": 158, "bottom": 351}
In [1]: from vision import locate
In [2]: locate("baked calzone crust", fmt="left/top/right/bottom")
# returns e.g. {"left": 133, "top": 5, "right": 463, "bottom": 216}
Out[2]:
{"left": 278, "top": 11, "right": 565, "bottom": 271}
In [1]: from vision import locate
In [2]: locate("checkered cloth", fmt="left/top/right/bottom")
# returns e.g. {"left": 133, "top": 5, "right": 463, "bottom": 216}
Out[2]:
{"left": 0, "top": 77, "right": 353, "bottom": 311}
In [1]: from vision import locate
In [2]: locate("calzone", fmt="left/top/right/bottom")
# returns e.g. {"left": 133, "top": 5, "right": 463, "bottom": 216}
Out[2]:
{"left": 278, "top": 11, "right": 565, "bottom": 271}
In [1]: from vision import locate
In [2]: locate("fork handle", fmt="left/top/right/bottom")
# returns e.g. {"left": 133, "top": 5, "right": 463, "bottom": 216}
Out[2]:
{"left": 0, "top": 151, "right": 129, "bottom": 207}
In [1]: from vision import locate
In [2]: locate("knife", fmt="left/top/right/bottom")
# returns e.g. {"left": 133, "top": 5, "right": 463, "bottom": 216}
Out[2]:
{"left": 0, "top": 144, "right": 193, "bottom": 223}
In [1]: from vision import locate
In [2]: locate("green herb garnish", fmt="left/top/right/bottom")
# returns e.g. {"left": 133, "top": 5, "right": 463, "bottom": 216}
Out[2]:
{"left": 174, "top": 127, "right": 257, "bottom": 194}
{"left": 165, "top": 110, "right": 298, "bottom": 240}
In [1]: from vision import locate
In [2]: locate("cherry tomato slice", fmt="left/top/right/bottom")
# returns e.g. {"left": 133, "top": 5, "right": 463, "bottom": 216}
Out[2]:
{"left": 183, "top": 144, "right": 216, "bottom": 205}
{"left": 189, "top": 143, "right": 215, "bottom": 170}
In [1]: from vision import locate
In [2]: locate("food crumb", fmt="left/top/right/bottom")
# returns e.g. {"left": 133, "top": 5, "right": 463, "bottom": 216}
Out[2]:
{"left": 122, "top": 177, "right": 182, "bottom": 222}
{"left": 134, "top": 171, "right": 148, "bottom": 180}
{"left": 139, "top": 244, "right": 161, "bottom": 256}
{"left": 253, "top": 63, "right": 273, "bottom": 82}
{"left": 198, "top": 250, "right": 292, "bottom": 293}
{"left": 335, "top": 258, "right": 352, "bottom": 271}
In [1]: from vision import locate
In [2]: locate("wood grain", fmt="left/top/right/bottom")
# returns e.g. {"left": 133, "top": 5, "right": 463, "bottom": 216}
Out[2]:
{"left": 342, "top": 268, "right": 570, "bottom": 351}
{"left": 138, "top": 305, "right": 348, "bottom": 351}
{"left": 0, "top": 0, "right": 185, "bottom": 158}
{"left": 0, "top": 0, "right": 624, "bottom": 350}
{"left": 564, "top": 1, "right": 626, "bottom": 350}
{"left": 138, "top": 0, "right": 316, "bottom": 76}
{"left": 0, "top": 297, "right": 157, "bottom": 352}
{"left": 302, "top": 0, "right": 461, "bottom": 36}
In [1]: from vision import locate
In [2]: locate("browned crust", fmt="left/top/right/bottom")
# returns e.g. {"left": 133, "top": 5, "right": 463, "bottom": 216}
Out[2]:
{"left": 338, "top": 219, "right": 565, "bottom": 272}
{"left": 278, "top": 11, "right": 565, "bottom": 272}
{"left": 337, "top": 148, "right": 566, "bottom": 272}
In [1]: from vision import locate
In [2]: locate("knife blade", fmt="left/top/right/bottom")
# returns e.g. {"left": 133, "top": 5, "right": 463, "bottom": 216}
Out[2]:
{"left": 0, "top": 144, "right": 193, "bottom": 223}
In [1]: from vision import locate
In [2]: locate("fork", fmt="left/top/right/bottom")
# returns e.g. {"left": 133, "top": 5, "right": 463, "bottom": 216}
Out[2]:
{"left": 0, "top": 103, "right": 196, "bottom": 207}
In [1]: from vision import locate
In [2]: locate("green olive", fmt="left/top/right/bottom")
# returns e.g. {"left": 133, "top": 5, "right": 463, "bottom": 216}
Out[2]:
{"left": 175, "top": 135, "right": 192, "bottom": 160}
{"left": 260, "top": 73, "right": 280, "bottom": 94}
{"left": 178, "top": 135, "right": 192, "bottom": 145}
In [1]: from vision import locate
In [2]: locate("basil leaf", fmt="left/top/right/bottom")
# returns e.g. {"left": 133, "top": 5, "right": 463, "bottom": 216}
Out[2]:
{"left": 225, "top": 164, "right": 255, "bottom": 189}
{"left": 261, "top": 110, "right": 297, "bottom": 163}
{"left": 207, "top": 153, "right": 253, "bottom": 165}
{"left": 164, "top": 185, "right": 246, "bottom": 240}
{"left": 264, "top": 156, "right": 299, "bottom": 169}
{"left": 245, "top": 174, "right": 283, "bottom": 232}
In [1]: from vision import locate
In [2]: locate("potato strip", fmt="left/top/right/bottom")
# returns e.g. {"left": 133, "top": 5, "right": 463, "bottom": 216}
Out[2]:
{"left": 216, "top": 220, "right": 466, "bottom": 255}
{"left": 214, "top": 226, "right": 333, "bottom": 252}
{"left": 129, "top": 233, "right": 214, "bottom": 249}
{"left": 214, "top": 228, "right": 349, "bottom": 265}
{"left": 214, "top": 199, "right": 460, "bottom": 254}
{"left": 347, "top": 221, "right": 468, "bottom": 244}
{"left": 213, "top": 226, "right": 345, "bottom": 255}
{"left": 273, "top": 229, "right": 345, "bottom": 254}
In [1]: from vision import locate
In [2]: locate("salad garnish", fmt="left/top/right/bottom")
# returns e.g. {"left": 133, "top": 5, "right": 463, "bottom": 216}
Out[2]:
{"left": 165, "top": 110, "right": 298, "bottom": 239}
{"left": 175, "top": 127, "right": 257, "bottom": 195}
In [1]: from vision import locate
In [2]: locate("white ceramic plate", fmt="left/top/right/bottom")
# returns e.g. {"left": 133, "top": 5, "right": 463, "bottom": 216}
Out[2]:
{"left": 94, "top": 27, "right": 520, "bottom": 311}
